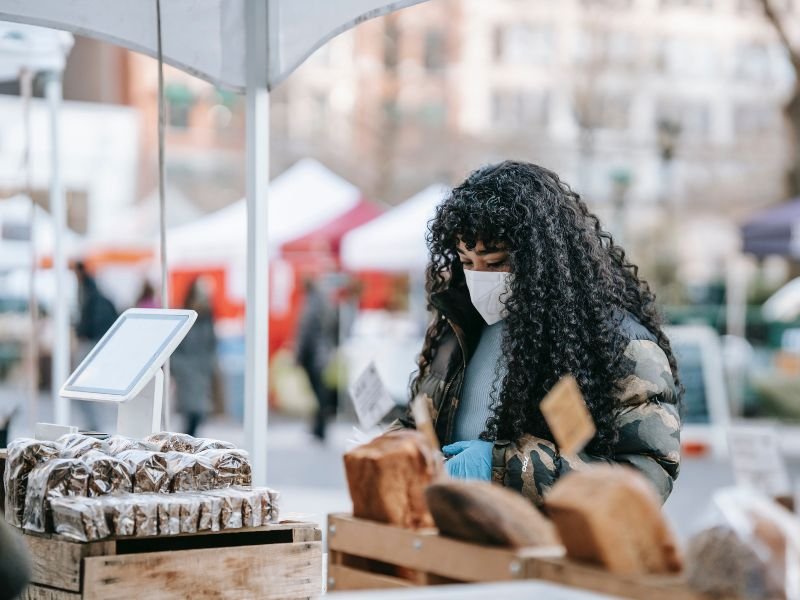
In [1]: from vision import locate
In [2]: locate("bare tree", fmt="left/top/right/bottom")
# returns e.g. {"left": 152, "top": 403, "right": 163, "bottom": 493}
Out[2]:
{"left": 759, "top": 0, "right": 800, "bottom": 196}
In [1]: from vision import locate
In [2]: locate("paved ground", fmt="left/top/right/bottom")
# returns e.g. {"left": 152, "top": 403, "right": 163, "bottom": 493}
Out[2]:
{"left": 0, "top": 382, "right": 794, "bottom": 543}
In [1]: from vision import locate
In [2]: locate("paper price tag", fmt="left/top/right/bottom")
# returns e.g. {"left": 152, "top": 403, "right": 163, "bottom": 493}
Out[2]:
{"left": 539, "top": 375, "right": 596, "bottom": 456}
{"left": 728, "top": 425, "right": 791, "bottom": 497}
{"left": 349, "top": 362, "right": 396, "bottom": 429}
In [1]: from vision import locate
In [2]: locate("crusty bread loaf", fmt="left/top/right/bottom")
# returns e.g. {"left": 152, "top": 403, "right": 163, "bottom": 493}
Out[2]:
{"left": 344, "top": 430, "right": 441, "bottom": 529}
{"left": 426, "top": 480, "right": 560, "bottom": 548}
{"left": 544, "top": 465, "right": 682, "bottom": 575}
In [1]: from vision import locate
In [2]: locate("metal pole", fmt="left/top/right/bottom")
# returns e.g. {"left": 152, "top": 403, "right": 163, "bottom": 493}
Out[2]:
{"left": 46, "top": 71, "right": 70, "bottom": 425}
{"left": 244, "top": 0, "right": 269, "bottom": 486}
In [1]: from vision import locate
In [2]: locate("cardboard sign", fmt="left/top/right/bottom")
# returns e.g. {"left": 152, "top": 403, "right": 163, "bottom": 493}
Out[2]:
{"left": 728, "top": 425, "right": 791, "bottom": 497}
{"left": 349, "top": 362, "right": 396, "bottom": 429}
{"left": 540, "top": 375, "right": 596, "bottom": 456}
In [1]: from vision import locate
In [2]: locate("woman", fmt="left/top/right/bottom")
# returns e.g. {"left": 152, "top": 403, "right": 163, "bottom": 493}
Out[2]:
{"left": 398, "top": 161, "right": 681, "bottom": 505}
{"left": 171, "top": 277, "right": 218, "bottom": 436}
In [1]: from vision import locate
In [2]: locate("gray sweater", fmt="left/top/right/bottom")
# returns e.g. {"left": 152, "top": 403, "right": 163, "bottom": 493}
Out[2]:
{"left": 453, "top": 320, "right": 506, "bottom": 441}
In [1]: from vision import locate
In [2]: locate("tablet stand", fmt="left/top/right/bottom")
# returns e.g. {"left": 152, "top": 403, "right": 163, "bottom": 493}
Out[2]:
{"left": 117, "top": 367, "right": 163, "bottom": 438}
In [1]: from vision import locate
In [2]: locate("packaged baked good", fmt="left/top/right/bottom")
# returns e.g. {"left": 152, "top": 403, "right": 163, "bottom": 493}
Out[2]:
{"left": 157, "top": 495, "right": 182, "bottom": 536}
{"left": 22, "top": 458, "right": 90, "bottom": 533}
{"left": 132, "top": 494, "right": 160, "bottom": 537}
{"left": 196, "top": 493, "right": 222, "bottom": 532}
{"left": 102, "top": 494, "right": 136, "bottom": 536}
{"left": 166, "top": 452, "right": 218, "bottom": 492}
{"left": 267, "top": 488, "right": 280, "bottom": 523}
{"left": 4, "top": 438, "right": 61, "bottom": 527}
{"left": 687, "top": 488, "right": 800, "bottom": 600}
{"left": 51, "top": 496, "right": 110, "bottom": 541}
{"left": 178, "top": 494, "right": 201, "bottom": 534}
{"left": 199, "top": 449, "right": 251, "bottom": 487}
{"left": 191, "top": 438, "right": 236, "bottom": 453}
{"left": 205, "top": 489, "right": 243, "bottom": 529}
{"left": 145, "top": 432, "right": 198, "bottom": 453}
{"left": 116, "top": 450, "right": 169, "bottom": 493}
{"left": 233, "top": 487, "right": 262, "bottom": 528}
{"left": 105, "top": 435, "right": 158, "bottom": 455}
{"left": 82, "top": 450, "right": 133, "bottom": 496}
{"left": 57, "top": 433, "right": 109, "bottom": 458}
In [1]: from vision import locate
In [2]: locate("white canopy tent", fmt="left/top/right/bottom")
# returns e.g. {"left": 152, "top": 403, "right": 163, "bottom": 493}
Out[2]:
{"left": 341, "top": 184, "right": 447, "bottom": 272}
{"left": 0, "top": 0, "right": 428, "bottom": 485}
{"left": 167, "top": 158, "right": 362, "bottom": 268}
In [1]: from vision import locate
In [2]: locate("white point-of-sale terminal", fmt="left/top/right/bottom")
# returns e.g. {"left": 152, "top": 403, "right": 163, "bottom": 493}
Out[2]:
{"left": 57, "top": 308, "right": 197, "bottom": 438}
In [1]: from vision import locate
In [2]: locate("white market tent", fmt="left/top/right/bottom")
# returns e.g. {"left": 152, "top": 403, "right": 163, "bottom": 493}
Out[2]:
{"left": 167, "top": 158, "right": 363, "bottom": 268}
{"left": 341, "top": 183, "right": 447, "bottom": 272}
{"left": 0, "top": 0, "right": 428, "bottom": 485}
{"left": 0, "top": 195, "right": 83, "bottom": 271}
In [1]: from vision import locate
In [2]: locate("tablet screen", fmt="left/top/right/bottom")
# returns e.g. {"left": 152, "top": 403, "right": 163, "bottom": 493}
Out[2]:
{"left": 65, "top": 313, "right": 188, "bottom": 396}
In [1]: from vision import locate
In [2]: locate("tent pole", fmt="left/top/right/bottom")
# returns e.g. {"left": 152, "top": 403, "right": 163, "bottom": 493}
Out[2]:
{"left": 244, "top": 0, "right": 269, "bottom": 486}
{"left": 46, "top": 70, "right": 70, "bottom": 425}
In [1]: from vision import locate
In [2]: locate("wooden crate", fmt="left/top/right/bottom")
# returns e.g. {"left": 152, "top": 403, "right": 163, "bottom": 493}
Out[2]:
{"left": 326, "top": 514, "right": 709, "bottom": 600}
{"left": 20, "top": 520, "right": 322, "bottom": 600}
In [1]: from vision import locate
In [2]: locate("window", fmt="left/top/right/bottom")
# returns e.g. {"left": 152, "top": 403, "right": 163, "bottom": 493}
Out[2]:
{"left": 424, "top": 31, "right": 446, "bottom": 72}
{"left": 735, "top": 42, "right": 773, "bottom": 83}
{"left": 656, "top": 100, "right": 710, "bottom": 138}
{"left": 492, "top": 90, "right": 550, "bottom": 130}
{"left": 493, "top": 24, "right": 554, "bottom": 65}
{"left": 575, "top": 30, "right": 637, "bottom": 67}
{"left": 734, "top": 103, "right": 780, "bottom": 136}
{"left": 657, "top": 37, "right": 717, "bottom": 77}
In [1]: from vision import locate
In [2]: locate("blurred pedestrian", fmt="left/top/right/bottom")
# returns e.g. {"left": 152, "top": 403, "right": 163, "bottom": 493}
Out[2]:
{"left": 171, "top": 277, "right": 218, "bottom": 437}
{"left": 74, "top": 261, "right": 119, "bottom": 430}
{"left": 135, "top": 281, "right": 159, "bottom": 309}
{"left": 0, "top": 518, "right": 31, "bottom": 600}
{"left": 296, "top": 278, "right": 338, "bottom": 441}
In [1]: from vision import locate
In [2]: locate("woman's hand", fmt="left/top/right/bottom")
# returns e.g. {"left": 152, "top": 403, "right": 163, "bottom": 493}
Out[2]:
{"left": 442, "top": 440, "right": 493, "bottom": 480}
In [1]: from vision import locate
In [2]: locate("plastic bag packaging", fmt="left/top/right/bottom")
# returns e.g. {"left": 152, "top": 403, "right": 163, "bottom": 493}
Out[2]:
{"left": 4, "top": 438, "right": 62, "bottom": 527}
{"left": 57, "top": 433, "right": 109, "bottom": 459}
{"left": 205, "top": 489, "right": 243, "bottom": 530}
{"left": 102, "top": 494, "right": 136, "bottom": 537}
{"left": 157, "top": 495, "right": 182, "bottom": 536}
{"left": 178, "top": 494, "right": 201, "bottom": 534}
{"left": 22, "top": 458, "right": 90, "bottom": 533}
{"left": 116, "top": 450, "right": 169, "bottom": 493}
{"left": 198, "top": 449, "right": 251, "bottom": 487}
{"left": 50, "top": 496, "right": 110, "bottom": 541}
{"left": 232, "top": 487, "right": 262, "bottom": 528}
{"left": 191, "top": 438, "right": 236, "bottom": 453}
{"left": 105, "top": 435, "right": 158, "bottom": 455}
{"left": 195, "top": 493, "right": 222, "bottom": 532}
{"left": 686, "top": 487, "right": 800, "bottom": 600}
{"left": 132, "top": 494, "right": 160, "bottom": 537}
{"left": 145, "top": 432, "right": 198, "bottom": 453}
{"left": 82, "top": 450, "right": 133, "bottom": 496}
{"left": 166, "top": 452, "right": 218, "bottom": 492}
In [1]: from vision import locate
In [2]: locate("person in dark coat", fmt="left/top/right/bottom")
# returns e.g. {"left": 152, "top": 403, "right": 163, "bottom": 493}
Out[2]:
{"left": 171, "top": 277, "right": 218, "bottom": 437}
{"left": 0, "top": 518, "right": 31, "bottom": 599}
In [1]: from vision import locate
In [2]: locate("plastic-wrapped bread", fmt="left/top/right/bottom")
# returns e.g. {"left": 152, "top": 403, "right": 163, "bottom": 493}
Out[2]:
{"left": 157, "top": 495, "right": 182, "bottom": 536}
{"left": 267, "top": 488, "right": 280, "bottom": 523}
{"left": 250, "top": 487, "right": 273, "bottom": 526}
{"left": 57, "top": 433, "right": 110, "bottom": 458}
{"left": 22, "top": 458, "right": 90, "bottom": 533}
{"left": 166, "top": 452, "right": 218, "bottom": 492}
{"left": 545, "top": 465, "right": 683, "bottom": 575}
{"left": 199, "top": 449, "right": 251, "bottom": 487}
{"left": 178, "top": 494, "right": 201, "bottom": 533}
{"left": 191, "top": 438, "right": 236, "bottom": 453}
{"left": 132, "top": 494, "right": 160, "bottom": 537}
{"left": 426, "top": 481, "right": 560, "bottom": 548}
{"left": 105, "top": 435, "right": 158, "bottom": 455}
{"left": 116, "top": 450, "right": 170, "bottom": 493}
{"left": 102, "top": 494, "right": 135, "bottom": 536}
{"left": 232, "top": 487, "right": 262, "bottom": 528}
{"left": 82, "top": 450, "right": 133, "bottom": 496}
{"left": 205, "top": 489, "right": 244, "bottom": 529}
{"left": 343, "top": 430, "right": 439, "bottom": 529}
{"left": 144, "top": 432, "right": 198, "bottom": 453}
{"left": 4, "top": 438, "right": 61, "bottom": 527}
{"left": 197, "top": 493, "right": 222, "bottom": 532}
{"left": 50, "top": 496, "right": 110, "bottom": 541}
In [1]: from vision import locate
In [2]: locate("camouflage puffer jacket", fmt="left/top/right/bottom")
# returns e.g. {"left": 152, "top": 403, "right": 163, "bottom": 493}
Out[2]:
{"left": 396, "top": 289, "right": 681, "bottom": 505}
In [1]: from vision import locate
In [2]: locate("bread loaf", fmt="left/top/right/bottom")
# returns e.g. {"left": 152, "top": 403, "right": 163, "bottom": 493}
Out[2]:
{"left": 166, "top": 452, "right": 218, "bottom": 492}
{"left": 57, "top": 433, "right": 109, "bottom": 458}
{"left": 82, "top": 450, "right": 133, "bottom": 496}
{"left": 22, "top": 458, "right": 90, "bottom": 533}
{"left": 4, "top": 438, "right": 61, "bottom": 527}
{"left": 426, "top": 481, "right": 560, "bottom": 547}
{"left": 50, "top": 496, "right": 110, "bottom": 541}
{"left": 545, "top": 465, "right": 682, "bottom": 575}
{"left": 105, "top": 435, "right": 158, "bottom": 455}
{"left": 116, "top": 450, "right": 169, "bottom": 493}
{"left": 199, "top": 449, "right": 251, "bottom": 487}
{"left": 343, "top": 430, "right": 440, "bottom": 529}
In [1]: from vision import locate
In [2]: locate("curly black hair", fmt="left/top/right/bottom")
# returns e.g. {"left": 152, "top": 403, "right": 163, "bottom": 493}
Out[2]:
{"left": 412, "top": 161, "right": 680, "bottom": 457}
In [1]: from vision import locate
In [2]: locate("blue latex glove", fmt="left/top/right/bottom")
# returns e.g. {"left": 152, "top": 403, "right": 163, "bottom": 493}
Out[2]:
{"left": 442, "top": 440, "right": 493, "bottom": 480}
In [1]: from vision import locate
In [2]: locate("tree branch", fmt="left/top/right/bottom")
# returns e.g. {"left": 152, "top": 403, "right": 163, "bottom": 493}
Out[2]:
{"left": 759, "top": 0, "right": 800, "bottom": 75}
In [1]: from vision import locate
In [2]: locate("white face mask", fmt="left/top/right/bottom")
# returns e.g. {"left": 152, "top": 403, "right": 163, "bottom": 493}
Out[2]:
{"left": 463, "top": 269, "right": 512, "bottom": 325}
